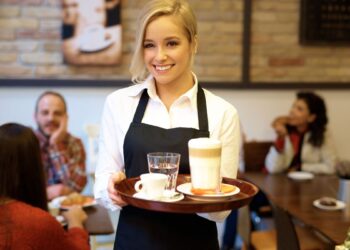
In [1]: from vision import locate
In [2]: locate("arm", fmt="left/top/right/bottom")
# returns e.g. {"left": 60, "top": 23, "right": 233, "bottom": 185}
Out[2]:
{"left": 35, "top": 208, "right": 89, "bottom": 250}
{"left": 265, "top": 136, "right": 294, "bottom": 174}
{"left": 94, "top": 95, "right": 127, "bottom": 210}
{"left": 265, "top": 115, "right": 294, "bottom": 173}
{"left": 198, "top": 101, "right": 240, "bottom": 222}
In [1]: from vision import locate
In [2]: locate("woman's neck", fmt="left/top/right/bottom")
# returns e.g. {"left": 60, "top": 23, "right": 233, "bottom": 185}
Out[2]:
{"left": 155, "top": 72, "right": 194, "bottom": 110}
{"left": 296, "top": 124, "right": 308, "bottom": 133}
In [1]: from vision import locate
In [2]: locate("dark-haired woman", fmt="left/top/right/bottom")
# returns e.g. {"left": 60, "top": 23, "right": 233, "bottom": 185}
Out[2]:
{"left": 265, "top": 91, "right": 337, "bottom": 174}
{"left": 0, "top": 123, "right": 90, "bottom": 250}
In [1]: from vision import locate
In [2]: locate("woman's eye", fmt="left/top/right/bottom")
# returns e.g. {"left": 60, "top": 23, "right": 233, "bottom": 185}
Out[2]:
{"left": 167, "top": 41, "right": 179, "bottom": 47}
{"left": 143, "top": 43, "right": 154, "bottom": 48}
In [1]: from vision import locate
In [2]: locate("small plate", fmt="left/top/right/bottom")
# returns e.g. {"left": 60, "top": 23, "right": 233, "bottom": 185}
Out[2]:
{"left": 50, "top": 196, "right": 97, "bottom": 210}
{"left": 133, "top": 192, "right": 184, "bottom": 203}
{"left": 55, "top": 215, "right": 67, "bottom": 226}
{"left": 287, "top": 171, "right": 314, "bottom": 181}
{"left": 177, "top": 183, "right": 240, "bottom": 201}
{"left": 313, "top": 198, "right": 346, "bottom": 211}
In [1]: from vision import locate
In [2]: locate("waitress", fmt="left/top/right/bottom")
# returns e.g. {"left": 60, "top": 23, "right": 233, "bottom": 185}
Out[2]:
{"left": 94, "top": 0, "right": 241, "bottom": 249}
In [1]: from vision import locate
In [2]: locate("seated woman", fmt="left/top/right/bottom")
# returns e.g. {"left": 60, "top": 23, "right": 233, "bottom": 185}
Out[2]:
{"left": 0, "top": 123, "right": 90, "bottom": 250}
{"left": 265, "top": 91, "right": 338, "bottom": 174}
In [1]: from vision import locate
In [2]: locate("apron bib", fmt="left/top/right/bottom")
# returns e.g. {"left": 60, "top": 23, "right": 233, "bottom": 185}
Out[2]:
{"left": 115, "top": 86, "right": 219, "bottom": 250}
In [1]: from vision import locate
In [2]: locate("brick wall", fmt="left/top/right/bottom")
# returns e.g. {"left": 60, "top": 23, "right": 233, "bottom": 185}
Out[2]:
{"left": 0, "top": 0, "right": 349, "bottom": 83}
{"left": 250, "top": 0, "right": 350, "bottom": 83}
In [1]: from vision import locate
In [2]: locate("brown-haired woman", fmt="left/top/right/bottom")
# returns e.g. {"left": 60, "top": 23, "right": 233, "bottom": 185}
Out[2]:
{"left": 0, "top": 123, "right": 90, "bottom": 250}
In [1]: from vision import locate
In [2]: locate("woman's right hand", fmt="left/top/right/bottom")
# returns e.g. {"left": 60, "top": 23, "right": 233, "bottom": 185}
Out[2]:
{"left": 272, "top": 116, "right": 289, "bottom": 137}
{"left": 107, "top": 171, "right": 127, "bottom": 207}
{"left": 62, "top": 206, "right": 87, "bottom": 229}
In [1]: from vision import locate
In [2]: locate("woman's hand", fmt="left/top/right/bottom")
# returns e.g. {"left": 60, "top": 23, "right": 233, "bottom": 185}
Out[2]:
{"left": 272, "top": 116, "right": 289, "bottom": 137}
{"left": 62, "top": 205, "right": 87, "bottom": 229}
{"left": 107, "top": 171, "right": 127, "bottom": 207}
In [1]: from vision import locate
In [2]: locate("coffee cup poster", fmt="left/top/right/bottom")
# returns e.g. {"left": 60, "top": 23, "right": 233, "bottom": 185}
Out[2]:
{"left": 62, "top": 0, "right": 122, "bottom": 65}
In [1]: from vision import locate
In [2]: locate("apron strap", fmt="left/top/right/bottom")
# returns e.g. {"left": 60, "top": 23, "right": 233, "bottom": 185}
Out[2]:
{"left": 197, "top": 85, "right": 208, "bottom": 131}
{"left": 132, "top": 89, "right": 149, "bottom": 123}
{"left": 132, "top": 86, "right": 208, "bottom": 131}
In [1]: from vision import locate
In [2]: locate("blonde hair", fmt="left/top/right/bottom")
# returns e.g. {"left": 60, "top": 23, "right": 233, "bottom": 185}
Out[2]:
{"left": 129, "top": 0, "right": 198, "bottom": 84}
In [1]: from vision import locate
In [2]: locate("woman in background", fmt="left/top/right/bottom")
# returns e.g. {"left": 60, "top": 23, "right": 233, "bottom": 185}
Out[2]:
{"left": 94, "top": 0, "right": 241, "bottom": 249}
{"left": 0, "top": 123, "right": 89, "bottom": 250}
{"left": 265, "top": 91, "right": 337, "bottom": 174}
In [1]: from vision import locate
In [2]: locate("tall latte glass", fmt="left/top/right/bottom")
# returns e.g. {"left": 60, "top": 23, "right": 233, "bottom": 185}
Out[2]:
{"left": 188, "top": 138, "right": 222, "bottom": 193}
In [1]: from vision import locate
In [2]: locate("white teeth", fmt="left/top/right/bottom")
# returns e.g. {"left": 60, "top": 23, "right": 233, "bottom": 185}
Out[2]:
{"left": 155, "top": 65, "right": 171, "bottom": 71}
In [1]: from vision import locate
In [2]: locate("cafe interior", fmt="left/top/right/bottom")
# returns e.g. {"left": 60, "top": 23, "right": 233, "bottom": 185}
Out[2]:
{"left": 1, "top": 0, "right": 350, "bottom": 249}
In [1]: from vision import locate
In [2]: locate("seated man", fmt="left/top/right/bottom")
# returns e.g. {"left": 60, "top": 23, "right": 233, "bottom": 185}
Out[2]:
{"left": 34, "top": 91, "right": 87, "bottom": 200}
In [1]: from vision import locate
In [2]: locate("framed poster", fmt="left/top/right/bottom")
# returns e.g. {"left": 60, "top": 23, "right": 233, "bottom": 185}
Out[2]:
{"left": 300, "top": 0, "right": 350, "bottom": 45}
{"left": 61, "top": 0, "right": 122, "bottom": 65}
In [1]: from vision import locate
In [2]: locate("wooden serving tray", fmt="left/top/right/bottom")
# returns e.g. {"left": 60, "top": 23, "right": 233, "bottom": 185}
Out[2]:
{"left": 115, "top": 174, "right": 259, "bottom": 213}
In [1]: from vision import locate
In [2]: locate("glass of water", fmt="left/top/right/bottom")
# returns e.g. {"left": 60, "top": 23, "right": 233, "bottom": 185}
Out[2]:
{"left": 147, "top": 152, "right": 181, "bottom": 197}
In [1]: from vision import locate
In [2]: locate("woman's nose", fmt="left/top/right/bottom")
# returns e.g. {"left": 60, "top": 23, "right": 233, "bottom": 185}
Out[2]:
{"left": 155, "top": 48, "right": 167, "bottom": 61}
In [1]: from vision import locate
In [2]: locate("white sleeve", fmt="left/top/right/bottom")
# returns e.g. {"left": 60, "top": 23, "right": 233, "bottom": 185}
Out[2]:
{"left": 197, "top": 210, "right": 231, "bottom": 222}
{"left": 302, "top": 132, "right": 337, "bottom": 174}
{"left": 265, "top": 138, "right": 294, "bottom": 174}
{"left": 196, "top": 99, "right": 240, "bottom": 222}
{"left": 94, "top": 95, "right": 125, "bottom": 211}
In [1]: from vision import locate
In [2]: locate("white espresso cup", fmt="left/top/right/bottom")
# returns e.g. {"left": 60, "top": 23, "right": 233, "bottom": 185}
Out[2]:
{"left": 188, "top": 138, "right": 222, "bottom": 192}
{"left": 134, "top": 173, "right": 168, "bottom": 199}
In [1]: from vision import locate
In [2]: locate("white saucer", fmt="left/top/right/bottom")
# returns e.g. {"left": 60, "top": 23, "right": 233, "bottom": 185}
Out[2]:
{"left": 176, "top": 183, "right": 240, "bottom": 201}
{"left": 287, "top": 171, "right": 314, "bottom": 181}
{"left": 55, "top": 215, "right": 67, "bottom": 226}
{"left": 133, "top": 192, "right": 184, "bottom": 202}
{"left": 313, "top": 198, "right": 346, "bottom": 211}
{"left": 79, "top": 38, "right": 113, "bottom": 53}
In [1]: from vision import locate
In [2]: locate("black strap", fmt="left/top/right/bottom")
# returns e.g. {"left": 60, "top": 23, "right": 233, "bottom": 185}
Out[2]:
{"left": 133, "top": 89, "right": 149, "bottom": 123}
{"left": 197, "top": 85, "right": 208, "bottom": 131}
{"left": 132, "top": 86, "right": 208, "bottom": 131}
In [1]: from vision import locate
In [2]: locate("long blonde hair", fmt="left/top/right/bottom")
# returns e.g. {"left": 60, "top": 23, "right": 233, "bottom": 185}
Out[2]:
{"left": 129, "top": 0, "right": 197, "bottom": 84}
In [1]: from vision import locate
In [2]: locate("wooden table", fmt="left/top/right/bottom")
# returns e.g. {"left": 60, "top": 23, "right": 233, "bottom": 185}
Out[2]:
{"left": 84, "top": 205, "right": 114, "bottom": 235}
{"left": 242, "top": 172, "right": 350, "bottom": 245}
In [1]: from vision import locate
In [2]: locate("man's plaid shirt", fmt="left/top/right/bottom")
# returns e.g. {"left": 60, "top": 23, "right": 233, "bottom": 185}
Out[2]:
{"left": 35, "top": 130, "right": 87, "bottom": 192}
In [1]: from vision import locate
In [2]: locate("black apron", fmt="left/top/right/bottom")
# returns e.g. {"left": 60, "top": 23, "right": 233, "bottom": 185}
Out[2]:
{"left": 115, "top": 86, "right": 219, "bottom": 250}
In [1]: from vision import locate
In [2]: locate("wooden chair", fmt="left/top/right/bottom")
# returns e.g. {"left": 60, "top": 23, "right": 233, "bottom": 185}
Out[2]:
{"left": 239, "top": 141, "right": 331, "bottom": 250}
{"left": 239, "top": 204, "right": 332, "bottom": 250}
{"left": 243, "top": 141, "right": 273, "bottom": 172}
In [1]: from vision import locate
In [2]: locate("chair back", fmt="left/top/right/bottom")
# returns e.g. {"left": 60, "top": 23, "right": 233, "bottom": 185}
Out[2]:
{"left": 271, "top": 203, "right": 300, "bottom": 250}
{"left": 243, "top": 141, "right": 273, "bottom": 172}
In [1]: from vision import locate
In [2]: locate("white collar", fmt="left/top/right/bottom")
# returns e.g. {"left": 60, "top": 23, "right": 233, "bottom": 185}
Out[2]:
{"left": 127, "top": 73, "right": 200, "bottom": 109}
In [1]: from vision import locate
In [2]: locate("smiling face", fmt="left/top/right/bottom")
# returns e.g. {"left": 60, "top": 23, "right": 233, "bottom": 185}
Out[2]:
{"left": 143, "top": 15, "right": 196, "bottom": 89}
{"left": 288, "top": 99, "right": 316, "bottom": 131}
{"left": 35, "top": 94, "right": 66, "bottom": 137}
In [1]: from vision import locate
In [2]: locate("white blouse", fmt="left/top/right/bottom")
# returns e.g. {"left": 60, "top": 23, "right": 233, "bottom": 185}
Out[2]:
{"left": 94, "top": 74, "right": 241, "bottom": 222}
{"left": 265, "top": 131, "right": 338, "bottom": 174}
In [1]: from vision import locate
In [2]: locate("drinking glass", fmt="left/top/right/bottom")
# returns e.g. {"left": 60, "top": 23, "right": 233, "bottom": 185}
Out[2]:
{"left": 147, "top": 152, "right": 181, "bottom": 197}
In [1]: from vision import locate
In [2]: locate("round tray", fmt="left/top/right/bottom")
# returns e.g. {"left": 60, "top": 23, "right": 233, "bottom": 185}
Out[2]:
{"left": 115, "top": 174, "right": 259, "bottom": 213}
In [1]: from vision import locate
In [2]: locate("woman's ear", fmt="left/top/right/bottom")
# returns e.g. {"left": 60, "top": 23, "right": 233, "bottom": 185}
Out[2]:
{"left": 192, "top": 35, "right": 198, "bottom": 54}
{"left": 308, "top": 114, "right": 316, "bottom": 123}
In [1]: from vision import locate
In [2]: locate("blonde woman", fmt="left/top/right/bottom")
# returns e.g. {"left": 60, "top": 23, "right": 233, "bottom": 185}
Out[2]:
{"left": 94, "top": 1, "right": 241, "bottom": 249}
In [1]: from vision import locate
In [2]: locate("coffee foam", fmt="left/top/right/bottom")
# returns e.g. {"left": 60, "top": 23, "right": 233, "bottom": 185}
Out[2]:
{"left": 188, "top": 138, "right": 221, "bottom": 149}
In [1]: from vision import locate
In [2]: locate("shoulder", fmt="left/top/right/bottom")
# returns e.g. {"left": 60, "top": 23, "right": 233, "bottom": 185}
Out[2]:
{"left": 106, "top": 83, "right": 145, "bottom": 106}
{"left": 66, "top": 133, "right": 84, "bottom": 147}
{"left": 7, "top": 201, "right": 60, "bottom": 229}
{"left": 203, "top": 88, "right": 238, "bottom": 116}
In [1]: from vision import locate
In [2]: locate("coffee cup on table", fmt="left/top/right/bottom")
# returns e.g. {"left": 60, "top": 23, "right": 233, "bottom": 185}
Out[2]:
{"left": 134, "top": 173, "right": 168, "bottom": 199}
{"left": 188, "top": 138, "right": 222, "bottom": 194}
